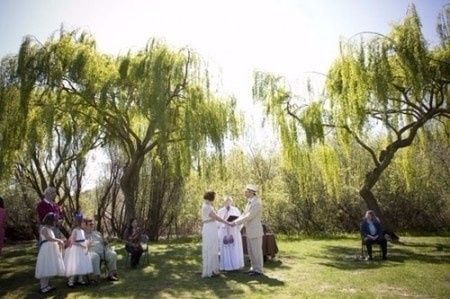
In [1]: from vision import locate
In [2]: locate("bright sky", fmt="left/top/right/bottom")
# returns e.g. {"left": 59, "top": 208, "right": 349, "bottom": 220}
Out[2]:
{"left": 0, "top": 0, "right": 447, "bottom": 184}
{"left": 0, "top": 0, "right": 446, "bottom": 127}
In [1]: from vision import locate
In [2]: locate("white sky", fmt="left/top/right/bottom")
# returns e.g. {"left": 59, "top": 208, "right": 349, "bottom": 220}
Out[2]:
{"left": 0, "top": 0, "right": 447, "bottom": 185}
{"left": 1, "top": 0, "right": 446, "bottom": 126}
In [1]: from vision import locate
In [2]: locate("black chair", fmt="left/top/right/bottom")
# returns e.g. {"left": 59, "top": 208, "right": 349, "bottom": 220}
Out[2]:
{"left": 124, "top": 235, "right": 149, "bottom": 267}
{"left": 360, "top": 228, "right": 384, "bottom": 259}
{"left": 360, "top": 233, "right": 379, "bottom": 258}
{"left": 100, "top": 256, "right": 110, "bottom": 276}
{"left": 142, "top": 241, "right": 150, "bottom": 265}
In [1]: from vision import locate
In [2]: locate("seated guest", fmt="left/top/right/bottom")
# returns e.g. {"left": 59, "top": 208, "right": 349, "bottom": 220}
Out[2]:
{"left": 124, "top": 218, "right": 145, "bottom": 268}
{"left": 83, "top": 218, "right": 119, "bottom": 282}
{"left": 360, "top": 210, "right": 387, "bottom": 260}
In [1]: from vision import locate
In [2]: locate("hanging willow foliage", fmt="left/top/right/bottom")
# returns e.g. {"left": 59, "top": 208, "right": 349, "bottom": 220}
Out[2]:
{"left": 253, "top": 4, "right": 449, "bottom": 219}
{"left": 11, "top": 29, "right": 240, "bottom": 221}
{"left": 312, "top": 144, "right": 342, "bottom": 199}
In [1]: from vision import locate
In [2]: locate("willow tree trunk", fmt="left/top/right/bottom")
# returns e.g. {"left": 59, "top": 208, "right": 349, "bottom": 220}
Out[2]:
{"left": 359, "top": 186, "right": 399, "bottom": 241}
{"left": 120, "top": 152, "right": 145, "bottom": 231}
{"left": 359, "top": 147, "right": 400, "bottom": 242}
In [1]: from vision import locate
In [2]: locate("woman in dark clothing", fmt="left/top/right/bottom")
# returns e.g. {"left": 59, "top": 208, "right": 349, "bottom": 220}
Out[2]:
{"left": 124, "top": 218, "right": 144, "bottom": 268}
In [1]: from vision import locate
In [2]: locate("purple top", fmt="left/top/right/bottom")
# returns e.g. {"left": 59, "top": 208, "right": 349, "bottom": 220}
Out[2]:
{"left": 36, "top": 198, "right": 63, "bottom": 223}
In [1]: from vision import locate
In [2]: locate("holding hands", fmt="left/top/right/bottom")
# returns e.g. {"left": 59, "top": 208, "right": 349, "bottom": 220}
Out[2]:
{"left": 227, "top": 221, "right": 236, "bottom": 227}
{"left": 56, "top": 238, "right": 64, "bottom": 251}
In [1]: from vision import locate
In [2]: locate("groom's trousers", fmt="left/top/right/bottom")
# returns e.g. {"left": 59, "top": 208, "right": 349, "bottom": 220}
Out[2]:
{"left": 246, "top": 236, "right": 263, "bottom": 273}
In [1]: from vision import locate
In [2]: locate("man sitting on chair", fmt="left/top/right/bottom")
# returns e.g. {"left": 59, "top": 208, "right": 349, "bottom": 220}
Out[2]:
{"left": 361, "top": 210, "right": 387, "bottom": 260}
{"left": 83, "top": 218, "right": 119, "bottom": 282}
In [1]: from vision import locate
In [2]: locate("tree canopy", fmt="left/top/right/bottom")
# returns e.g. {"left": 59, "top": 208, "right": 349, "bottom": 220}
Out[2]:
{"left": 3, "top": 29, "right": 240, "bottom": 223}
{"left": 253, "top": 4, "right": 450, "bottom": 238}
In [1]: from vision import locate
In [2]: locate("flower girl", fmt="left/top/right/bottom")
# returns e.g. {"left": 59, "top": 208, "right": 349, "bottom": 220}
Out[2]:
{"left": 35, "top": 212, "right": 65, "bottom": 294}
{"left": 64, "top": 212, "right": 93, "bottom": 287}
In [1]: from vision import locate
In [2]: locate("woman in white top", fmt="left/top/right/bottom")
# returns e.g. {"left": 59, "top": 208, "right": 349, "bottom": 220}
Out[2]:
{"left": 217, "top": 196, "right": 244, "bottom": 271}
{"left": 201, "top": 191, "right": 231, "bottom": 278}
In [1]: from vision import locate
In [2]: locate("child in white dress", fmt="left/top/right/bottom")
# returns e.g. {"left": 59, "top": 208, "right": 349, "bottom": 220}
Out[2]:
{"left": 35, "top": 212, "right": 65, "bottom": 294}
{"left": 64, "top": 213, "right": 93, "bottom": 287}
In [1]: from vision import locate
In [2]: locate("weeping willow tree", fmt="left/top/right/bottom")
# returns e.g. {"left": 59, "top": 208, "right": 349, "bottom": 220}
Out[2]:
{"left": 0, "top": 56, "right": 27, "bottom": 180}
{"left": 254, "top": 5, "right": 450, "bottom": 239}
{"left": 14, "top": 100, "right": 103, "bottom": 214}
{"left": 15, "top": 29, "right": 239, "bottom": 224}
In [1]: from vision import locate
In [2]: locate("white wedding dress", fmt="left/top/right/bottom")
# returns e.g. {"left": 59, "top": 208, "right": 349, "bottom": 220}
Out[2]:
{"left": 201, "top": 201, "right": 220, "bottom": 277}
{"left": 217, "top": 205, "right": 244, "bottom": 271}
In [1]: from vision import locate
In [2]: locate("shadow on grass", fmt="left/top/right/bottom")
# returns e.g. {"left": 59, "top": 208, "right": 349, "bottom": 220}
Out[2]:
{"left": 1, "top": 241, "right": 285, "bottom": 298}
{"left": 310, "top": 241, "right": 450, "bottom": 271}
{"left": 277, "top": 234, "right": 360, "bottom": 242}
{"left": 400, "top": 241, "right": 450, "bottom": 251}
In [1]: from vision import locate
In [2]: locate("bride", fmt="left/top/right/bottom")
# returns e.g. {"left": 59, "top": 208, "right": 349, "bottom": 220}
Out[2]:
{"left": 201, "top": 191, "right": 231, "bottom": 278}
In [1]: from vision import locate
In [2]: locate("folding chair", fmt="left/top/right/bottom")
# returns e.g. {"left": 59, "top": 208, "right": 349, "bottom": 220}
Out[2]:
{"left": 360, "top": 230, "right": 383, "bottom": 259}
{"left": 124, "top": 241, "right": 149, "bottom": 267}
{"left": 100, "top": 256, "right": 109, "bottom": 276}
{"left": 140, "top": 233, "right": 150, "bottom": 265}
{"left": 142, "top": 241, "right": 150, "bottom": 265}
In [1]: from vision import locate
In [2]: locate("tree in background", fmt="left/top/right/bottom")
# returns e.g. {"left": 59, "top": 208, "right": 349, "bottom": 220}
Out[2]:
{"left": 14, "top": 30, "right": 240, "bottom": 226}
{"left": 253, "top": 5, "right": 450, "bottom": 240}
{"left": 437, "top": 3, "right": 450, "bottom": 45}
{"left": 1, "top": 40, "right": 104, "bottom": 231}
{"left": 0, "top": 56, "right": 23, "bottom": 181}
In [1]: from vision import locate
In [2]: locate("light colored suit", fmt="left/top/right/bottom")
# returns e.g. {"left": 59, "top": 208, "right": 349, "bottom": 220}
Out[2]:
{"left": 235, "top": 195, "right": 263, "bottom": 273}
{"left": 85, "top": 230, "right": 117, "bottom": 276}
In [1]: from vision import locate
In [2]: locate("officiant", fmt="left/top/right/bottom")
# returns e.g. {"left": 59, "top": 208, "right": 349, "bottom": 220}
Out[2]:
{"left": 217, "top": 196, "right": 244, "bottom": 271}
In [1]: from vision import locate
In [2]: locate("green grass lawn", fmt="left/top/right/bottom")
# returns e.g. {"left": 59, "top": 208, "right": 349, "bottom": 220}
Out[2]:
{"left": 0, "top": 235, "right": 449, "bottom": 298}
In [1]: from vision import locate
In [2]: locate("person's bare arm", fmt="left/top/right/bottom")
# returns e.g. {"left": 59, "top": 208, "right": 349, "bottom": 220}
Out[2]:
{"left": 208, "top": 210, "right": 231, "bottom": 225}
{"left": 41, "top": 227, "right": 64, "bottom": 245}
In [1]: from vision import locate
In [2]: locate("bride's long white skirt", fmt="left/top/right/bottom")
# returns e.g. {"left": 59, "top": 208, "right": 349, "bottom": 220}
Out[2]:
{"left": 202, "top": 221, "right": 219, "bottom": 278}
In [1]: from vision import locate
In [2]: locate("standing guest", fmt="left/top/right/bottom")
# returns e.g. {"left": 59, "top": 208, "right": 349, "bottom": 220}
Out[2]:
{"left": 233, "top": 184, "right": 264, "bottom": 276}
{"left": 124, "top": 218, "right": 145, "bottom": 268}
{"left": 217, "top": 195, "right": 244, "bottom": 271}
{"left": 35, "top": 212, "right": 65, "bottom": 294}
{"left": 83, "top": 218, "right": 119, "bottom": 282}
{"left": 64, "top": 213, "right": 93, "bottom": 287}
{"left": 201, "top": 191, "right": 231, "bottom": 278}
{"left": 361, "top": 210, "right": 388, "bottom": 260}
{"left": 36, "top": 187, "right": 67, "bottom": 239}
{"left": 0, "top": 196, "right": 7, "bottom": 254}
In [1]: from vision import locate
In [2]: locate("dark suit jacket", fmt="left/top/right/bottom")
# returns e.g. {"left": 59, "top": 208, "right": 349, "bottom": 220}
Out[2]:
{"left": 361, "top": 219, "right": 383, "bottom": 238}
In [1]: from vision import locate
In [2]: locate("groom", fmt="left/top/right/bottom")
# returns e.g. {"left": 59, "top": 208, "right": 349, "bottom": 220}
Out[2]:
{"left": 233, "top": 184, "right": 264, "bottom": 276}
